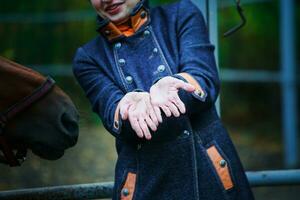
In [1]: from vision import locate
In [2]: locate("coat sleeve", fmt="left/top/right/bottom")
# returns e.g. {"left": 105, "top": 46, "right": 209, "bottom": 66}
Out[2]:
{"left": 173, "top": 0, "right": 220, "bottom": 114}
{"left": 73, "top": 47, "right": 124, "bottom": 137}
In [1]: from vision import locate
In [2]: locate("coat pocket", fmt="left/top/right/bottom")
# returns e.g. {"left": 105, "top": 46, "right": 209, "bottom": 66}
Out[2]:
{"left": 120, "top": 172, "right": 137, "bottom": 200}
{"left": 206, "top": 143, "right": 234, "bottom": 190}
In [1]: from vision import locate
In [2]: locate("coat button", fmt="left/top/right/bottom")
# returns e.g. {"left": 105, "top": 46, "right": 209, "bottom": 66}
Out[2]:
{"left": 194, "top": 89, "right": 205, "bottom": 98}
{"left": 118, "top": 59, "right": 126, "bottom": 65}
{"left": 157, "top": 65, "right": 166, "bottom": 72}
{"left": 122, "top": 188, "right": 130, "bottom": 196}
{"left": 183, "top": 130, "right": 190, "bottom": 136}
{"left": 114, "top": 121, "right": 119, "bottom": 129}
{"left": 126, "top": 76, "right": 133, "bottom": 84}
{"left": 219, "top": 159, "right": 227, "bottom": 168}
{"left": 140, "top": 10, "right": 147, "bottom": 19}
{"left": 143, "top": 30, "right": 150, "bottom": 36}
{"left": 153, "top": 48, "right": 158, "bottom": 53}
{"left": 137, "top": 144, "right": 142, "bottom": 150}
{"left": 114, "top": 42, "right": 121, "bottom": 49}
{"left": 104, "top": 30, "right": 111, "bottom": 36}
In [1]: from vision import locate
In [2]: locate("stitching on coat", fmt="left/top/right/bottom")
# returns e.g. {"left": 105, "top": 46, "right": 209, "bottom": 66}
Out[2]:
{"left": 113, "top": 47, "right": 129, "bottom": 92}
{"left": 190, "top": 132, "right": 200, "bottom": 199}
{"left": 148, "top": 26, "right": 173, "bottom": 75}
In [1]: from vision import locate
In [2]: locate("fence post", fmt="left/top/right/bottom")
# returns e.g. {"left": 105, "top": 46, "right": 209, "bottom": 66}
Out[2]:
{"left": 280, "top": 0, "right": 298, "bottom": 168}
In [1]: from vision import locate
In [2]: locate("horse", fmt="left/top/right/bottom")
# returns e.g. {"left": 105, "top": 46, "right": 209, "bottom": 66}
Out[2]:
{"left": 0, "top": 56, "right": 79, "bottom": 166}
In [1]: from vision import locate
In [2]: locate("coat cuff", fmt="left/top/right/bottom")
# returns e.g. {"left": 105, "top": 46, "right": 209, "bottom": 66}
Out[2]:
{"left": 172, "top": 73, "right": 207, "bottom": 102}
{"left": 113, "top": 102, "right": 122, "bottom": 133}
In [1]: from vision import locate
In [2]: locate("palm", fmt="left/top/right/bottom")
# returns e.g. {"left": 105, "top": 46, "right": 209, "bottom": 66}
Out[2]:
{"left": 119, "top": 92, "right": 160, "bottom": 140}
{"left": 151, "top": 84, "right": 179, "bottom": 105}
{"left": 150, "top": 76, "right": 195, "bottom": 117}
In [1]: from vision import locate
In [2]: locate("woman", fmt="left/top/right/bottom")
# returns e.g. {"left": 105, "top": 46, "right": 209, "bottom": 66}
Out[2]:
{"left": 73, "top": 0, "right": 255, "bottom": 199}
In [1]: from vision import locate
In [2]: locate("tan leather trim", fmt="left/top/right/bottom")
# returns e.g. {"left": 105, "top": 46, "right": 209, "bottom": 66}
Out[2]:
{"left": 114, "top": 102, "right": 121, "bottom": 129}
{"left": 121, "top": 172, "right": 136, "bottom": 200}
{"left": 177, "top": 72, "right": 205, "bottom": 98}
{"left": 131, "top": 8, "right": 148, "bottom": 32}
{"left": 206, "top": 145, "right": 234, "bottom": 190}
{"left": 100, "top": 22, "right": 123, "bottom": 41}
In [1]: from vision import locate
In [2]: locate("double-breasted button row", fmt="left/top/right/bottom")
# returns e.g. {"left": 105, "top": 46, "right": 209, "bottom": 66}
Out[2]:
{"left": 113, "top": 29, "right": 167, "bottom": 87}
{"left": 116, "top": 57, "right": 132, "bottom": 84}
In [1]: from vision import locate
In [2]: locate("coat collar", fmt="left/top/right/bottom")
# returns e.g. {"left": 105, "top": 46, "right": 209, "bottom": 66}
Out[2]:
{"left": 96, "top": 0, "right": 150, "bottom": 41}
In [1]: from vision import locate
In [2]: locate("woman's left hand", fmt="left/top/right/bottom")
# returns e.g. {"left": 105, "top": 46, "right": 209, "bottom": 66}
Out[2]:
{"left": 150, "top": 76, "right": 195, "bottom": 117}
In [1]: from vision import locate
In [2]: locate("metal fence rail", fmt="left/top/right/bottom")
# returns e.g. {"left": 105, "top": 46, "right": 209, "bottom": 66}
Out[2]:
{"left": 0, "top": 170, "right": 299, "bottom": 200}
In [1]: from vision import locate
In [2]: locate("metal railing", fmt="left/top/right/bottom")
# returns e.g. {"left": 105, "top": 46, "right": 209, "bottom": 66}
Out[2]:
{"left": 0, "top": 169, "right": 299, "bottom": 200}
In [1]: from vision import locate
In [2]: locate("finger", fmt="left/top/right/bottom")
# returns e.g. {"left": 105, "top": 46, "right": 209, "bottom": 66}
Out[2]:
{"left": 120, "top": 103, "right": 131, "bottom": 120}
{"left": 166, "top": 101, "right": 180, "bottom": 117}
{"left": 148, "top": 107, "right": 159, "bottom": 126}
{"left": 145, "top": 115, "right": 157, "bottom": 132}
{"left": 153, "top": 106, "right": 162, "bottom": 123}
{"left": 172, "top": 94, "right": 186, "bottom": 114}
{"left": 145, "top": 100, "right": 158, "bottom": 126}
{"left": 160, "top": 105, "right": 172, "bottom": 117}
{"left": 174, "top": 81, "right": 195, "bottom": 92}
{"left": 129, "top": 117, "right": 144, "bottom": 138}
{"left": 138, "top": 118, "right": 152, "bottom": 140}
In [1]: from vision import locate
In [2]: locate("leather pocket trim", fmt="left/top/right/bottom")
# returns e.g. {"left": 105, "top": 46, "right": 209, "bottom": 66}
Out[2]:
{"left": 121, "top": 172, "right": 136, "bottom": 200}
{"left": 206, "top": 145, "right": 234, "bottom": 190}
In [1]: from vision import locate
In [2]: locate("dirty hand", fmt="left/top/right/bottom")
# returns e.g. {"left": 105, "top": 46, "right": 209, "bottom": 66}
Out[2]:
{"left": 150, "top": 76, "right": 195, "bottom": 117}
{"left": 119, "top": 92, "right": 161, "bottom": 140}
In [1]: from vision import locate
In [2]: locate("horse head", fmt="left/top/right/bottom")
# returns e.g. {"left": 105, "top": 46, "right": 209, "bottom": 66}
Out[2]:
{"left": 0, "top": 56, "right": 79, "bottom": 166}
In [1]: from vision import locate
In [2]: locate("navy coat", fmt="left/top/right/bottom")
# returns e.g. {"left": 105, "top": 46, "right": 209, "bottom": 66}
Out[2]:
{"left": 73, "top": 0, "right": 255, "bottom": 199}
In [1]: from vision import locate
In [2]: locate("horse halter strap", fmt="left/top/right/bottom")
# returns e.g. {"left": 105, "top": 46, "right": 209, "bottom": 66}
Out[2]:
{"left": 0, "top": 76, "right": 55, "bottom": 166}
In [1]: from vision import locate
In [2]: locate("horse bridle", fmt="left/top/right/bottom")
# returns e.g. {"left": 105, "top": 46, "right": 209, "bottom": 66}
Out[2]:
{"left": 0, "top": 76, "right": 55, "bottom": 167}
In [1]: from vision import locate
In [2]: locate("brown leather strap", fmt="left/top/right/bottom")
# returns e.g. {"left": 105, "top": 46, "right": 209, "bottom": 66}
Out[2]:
{"left": 121, "top": 172, "right": 136, "bottom": 200}
{"left": 206, "top": 145, "right": 234, "bottom": 190}
{"left": 0, "top": 76, "right": 55, "bottom": 167}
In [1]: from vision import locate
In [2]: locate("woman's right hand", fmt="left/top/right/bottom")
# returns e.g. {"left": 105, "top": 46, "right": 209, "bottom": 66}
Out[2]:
{"left": 119, "top": 92, "right": 161, "bottom": 140}
{"left": 150, "top": 76, "right": 195, "bottom": 117}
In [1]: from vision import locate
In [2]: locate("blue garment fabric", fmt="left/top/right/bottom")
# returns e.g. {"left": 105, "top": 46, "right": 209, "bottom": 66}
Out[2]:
{"left": 73, "top": 0, "right": 255, "bottom": 199}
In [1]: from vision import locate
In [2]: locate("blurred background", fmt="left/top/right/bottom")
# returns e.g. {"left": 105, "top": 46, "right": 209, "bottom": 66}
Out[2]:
{"left": 0, "top": 0, "right": 299, "bottom": 199}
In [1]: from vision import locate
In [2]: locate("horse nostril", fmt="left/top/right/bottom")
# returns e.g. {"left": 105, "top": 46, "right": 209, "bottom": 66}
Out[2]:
{"left": 61, "top": 112, "right": 79, "bottom": 146}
